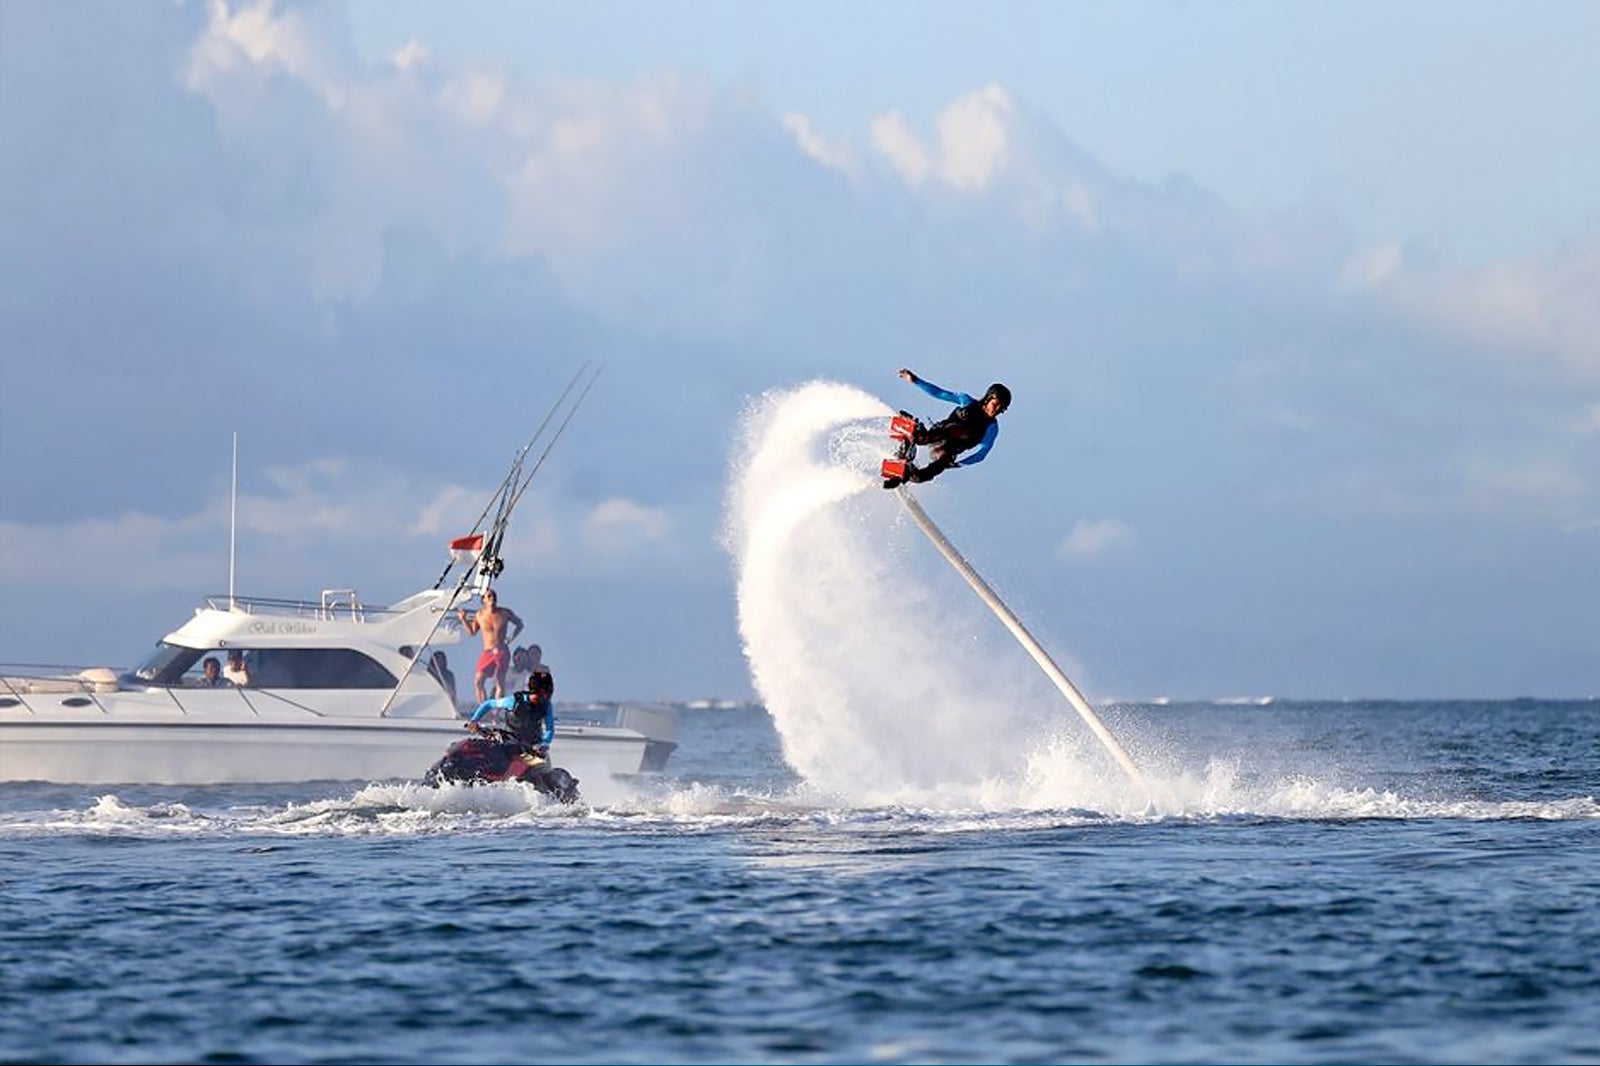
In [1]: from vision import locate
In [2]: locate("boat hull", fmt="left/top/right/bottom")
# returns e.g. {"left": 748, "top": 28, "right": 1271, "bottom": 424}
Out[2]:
{"left": 0, "top": 717, "right": 656, "bottom": 785}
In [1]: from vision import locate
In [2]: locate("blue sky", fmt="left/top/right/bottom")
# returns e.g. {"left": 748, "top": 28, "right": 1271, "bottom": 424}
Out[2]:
{"left": 1, "top": 0, "right": 1596, "bottom": 701}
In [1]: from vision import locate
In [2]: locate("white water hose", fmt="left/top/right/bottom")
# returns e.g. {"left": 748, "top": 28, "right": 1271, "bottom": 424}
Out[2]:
{"left": 896, "top": 488, "right": 1145, "bottom": 785}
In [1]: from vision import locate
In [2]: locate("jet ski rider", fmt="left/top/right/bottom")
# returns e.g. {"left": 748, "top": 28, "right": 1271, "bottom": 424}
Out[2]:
{"left": 465, "top": 668, "right": 556, "bottom": 759}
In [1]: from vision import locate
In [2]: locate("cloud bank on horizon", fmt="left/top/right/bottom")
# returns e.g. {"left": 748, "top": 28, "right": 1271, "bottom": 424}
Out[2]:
{"left": 0, "top": 0, "right": 1595, "bottom": 700}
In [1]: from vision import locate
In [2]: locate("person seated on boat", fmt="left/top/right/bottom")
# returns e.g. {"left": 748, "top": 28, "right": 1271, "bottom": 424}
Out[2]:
{"left": 198, "top": 656, "right": 228, "bottom": 687}
{"left": 506, "top": 646, "right": 532, "bottom": 696}
{"left": 428, "top": 650, "right": 461, "bottom": 713}
{"left": 223, "top": 649, "right": 251, "bottom": 687}
{"left": 458, "top": 587, "right": 525, "bottom": 702}
{"left": 465, "top": 678, "right": 555, "bottom": 757}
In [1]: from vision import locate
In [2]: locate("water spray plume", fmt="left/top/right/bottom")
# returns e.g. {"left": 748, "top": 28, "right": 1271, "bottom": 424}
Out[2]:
{"left": 725, "top": 381, "right": 1137, "bottom": 806}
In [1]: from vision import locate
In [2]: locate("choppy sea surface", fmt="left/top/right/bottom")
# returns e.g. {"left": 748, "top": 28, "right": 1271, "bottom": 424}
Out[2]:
{"left": 2, "top": 699, "right": 1598, "bottom": 1065}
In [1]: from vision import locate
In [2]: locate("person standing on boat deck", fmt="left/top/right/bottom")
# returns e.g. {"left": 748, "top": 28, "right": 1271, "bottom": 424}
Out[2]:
{"left": 884, "top": 368, "right": 1010, "bottom": 487}
{"left": 458, "top": 587, "right": 524, "bottom": 702}
{"left": 223, "top": 649, "right": 250, "bottom": 687}
{"left": 198, "top": 656, "right": 227, "bottom": 687}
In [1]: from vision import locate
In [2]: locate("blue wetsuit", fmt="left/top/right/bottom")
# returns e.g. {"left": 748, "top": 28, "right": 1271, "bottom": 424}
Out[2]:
{"left": 469, "top": 692, "right": 555, "bottom": 749}
{"left": 905, "top": 376, "right": 1000, "bottom": 478}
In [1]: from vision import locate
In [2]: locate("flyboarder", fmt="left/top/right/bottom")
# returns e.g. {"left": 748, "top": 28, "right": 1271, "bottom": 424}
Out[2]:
{"left": 883, "top": 368, "right": 1011, "bottom": 488}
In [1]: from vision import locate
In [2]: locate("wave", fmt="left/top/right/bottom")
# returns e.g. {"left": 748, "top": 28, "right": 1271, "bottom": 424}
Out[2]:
{"left": 1, "top": 779, "right": 1594, "bottom": 841}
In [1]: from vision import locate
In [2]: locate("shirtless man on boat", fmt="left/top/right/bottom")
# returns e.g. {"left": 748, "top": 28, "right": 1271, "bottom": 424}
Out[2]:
{"left": 458, "top": 587, "right": 525, "bottom": 702}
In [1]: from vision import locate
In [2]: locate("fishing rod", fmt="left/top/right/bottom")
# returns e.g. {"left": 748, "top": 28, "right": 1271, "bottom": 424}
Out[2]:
{"left": 472, "top": 362, "right": 604, "bottom": 589}
{"left": 430, "top": 362, "right": 592, "bottom": 592}
{"left": 502, "top": 363, "right": 605, "bottom": 519}
{"left": 383, "top": 364, "right": 600, "bottom": 718}
{"left": 473, "top": 362, "right": 604, "bottom": 594}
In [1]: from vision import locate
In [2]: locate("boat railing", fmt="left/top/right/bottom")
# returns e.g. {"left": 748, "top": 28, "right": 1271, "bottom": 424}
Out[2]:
{"left": 0, "top": 665, "right": 122, "bottom": 713}
{"left": 200, "top": 591, "right": 409, "bottom": 623}
{"left": 0, "top": 666, "right": 329, "bottom": 719}
{"left": 0, "top": 664, "right": 123, "bottom": 700}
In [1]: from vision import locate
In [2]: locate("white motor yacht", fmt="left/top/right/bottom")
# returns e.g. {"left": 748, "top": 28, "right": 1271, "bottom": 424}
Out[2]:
{"left": 0, "top": 586, "right": 678, "bottom": 785}
{"left": 2, "top": 367, "right": 674, "bottom": 786}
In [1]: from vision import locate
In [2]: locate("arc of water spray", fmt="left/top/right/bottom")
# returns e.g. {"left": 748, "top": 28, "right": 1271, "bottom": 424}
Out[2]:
{"left": 895, "top": 488, "right": 1145, "bottom": 785}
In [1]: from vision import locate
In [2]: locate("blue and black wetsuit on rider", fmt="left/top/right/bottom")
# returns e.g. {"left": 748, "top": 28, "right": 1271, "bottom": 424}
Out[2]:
{"left": 887, "top": 368, "right": 1011, "bottom": 487}
{"left": 467, "top": 669, "right": 555, "bottom": 755}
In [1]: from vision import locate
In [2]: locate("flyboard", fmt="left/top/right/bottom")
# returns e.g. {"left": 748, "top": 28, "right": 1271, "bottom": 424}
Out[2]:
{"left": 879, "top": 416, "right": 1144, "bottom": 784}
{"left": 881, "top": 412, "right": 919, "bottom": 488}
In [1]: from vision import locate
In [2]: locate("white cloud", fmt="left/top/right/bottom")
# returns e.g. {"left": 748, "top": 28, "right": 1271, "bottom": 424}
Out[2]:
{"left": 1343, "top": 240, "right": 1600, "bottom": 379}
{"left": 0, "top": 457, "right": 583, "bottom": 602}
{"left": 411, "top": 485, "right": 492, "bottom": 538}
{"left": 585, "top": 497, "right": 672, "bottom": 553}
{"left": 187, "top": 0, "right": 344, "bottom": 104}
{"left": 870, "top": 109, "right": 931, "bottom": 186}
{"left": 1058, "top": 518, "right": 1134, "bottom": 561}
{"left": 936, "top": 83, "right": 1012, "bottom": 192}
{"left": 391, "top": 39, "right": 429, "bottom": 74}
{"left": 439, "top": 70, "right": 506, "bottom": 126}
{"left": 783, "top": 113, "right": 855, "bottom": 174}
{"left": 182, "top": 0, "right": 505, "bottom": 298}
{"left": 870, "top": 84, "right": 1013, "bottom": 193}
{"left": 497, "top": 75, "right": 735, "bottom": 284}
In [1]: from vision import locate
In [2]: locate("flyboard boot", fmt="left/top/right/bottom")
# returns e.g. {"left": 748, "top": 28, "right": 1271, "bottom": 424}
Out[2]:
{"left": 883, "top": 412, "right": 922, "bottom": 488}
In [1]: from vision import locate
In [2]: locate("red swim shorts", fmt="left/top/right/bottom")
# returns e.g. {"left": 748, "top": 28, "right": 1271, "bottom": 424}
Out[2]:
{"left": 476, "top": 647, "right": 510, "bottom": 675}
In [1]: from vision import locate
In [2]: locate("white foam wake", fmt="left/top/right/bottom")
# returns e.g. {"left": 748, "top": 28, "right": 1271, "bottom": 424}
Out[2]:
{"left": 1, "top": 771, "right": 1595, "bottom": 840}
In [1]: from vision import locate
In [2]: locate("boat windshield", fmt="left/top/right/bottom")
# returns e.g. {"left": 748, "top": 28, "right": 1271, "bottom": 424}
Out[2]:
{"left": 128, "top": 642, "right": 206, "bottom": 685}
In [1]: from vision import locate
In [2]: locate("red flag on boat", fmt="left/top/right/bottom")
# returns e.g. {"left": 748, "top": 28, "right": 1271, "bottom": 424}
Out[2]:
{"left": 449, "top": 534, "right": 485, "bottom": 563}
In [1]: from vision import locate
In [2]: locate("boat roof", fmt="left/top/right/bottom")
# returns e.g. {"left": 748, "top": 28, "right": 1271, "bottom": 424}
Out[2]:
{"left": 164, "top": 587, "right": 464, "bottom": 651}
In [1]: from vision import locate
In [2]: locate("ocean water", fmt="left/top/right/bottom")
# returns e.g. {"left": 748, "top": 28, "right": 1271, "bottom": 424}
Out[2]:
{"left": 5, "top": 382, "right": 1597, "bottom": 1064}
{"left": 2, "top": 699, "right": 1599, "bottom": 1065}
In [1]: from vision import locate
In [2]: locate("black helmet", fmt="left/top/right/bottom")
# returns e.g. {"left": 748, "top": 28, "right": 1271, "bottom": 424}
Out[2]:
{"left": 984, "top": 383, "right": 1011, "bottom": 412}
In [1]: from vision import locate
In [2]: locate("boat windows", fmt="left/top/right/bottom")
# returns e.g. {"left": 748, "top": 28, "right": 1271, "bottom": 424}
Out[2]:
{"left": 128, "top": 643, "right": 206, "bottom": 686}
{"left": 126, "top": 644, "right": 397, "bottom": 689}
{"left": 240, "top": 648, "right": 398, "bottom": 689}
